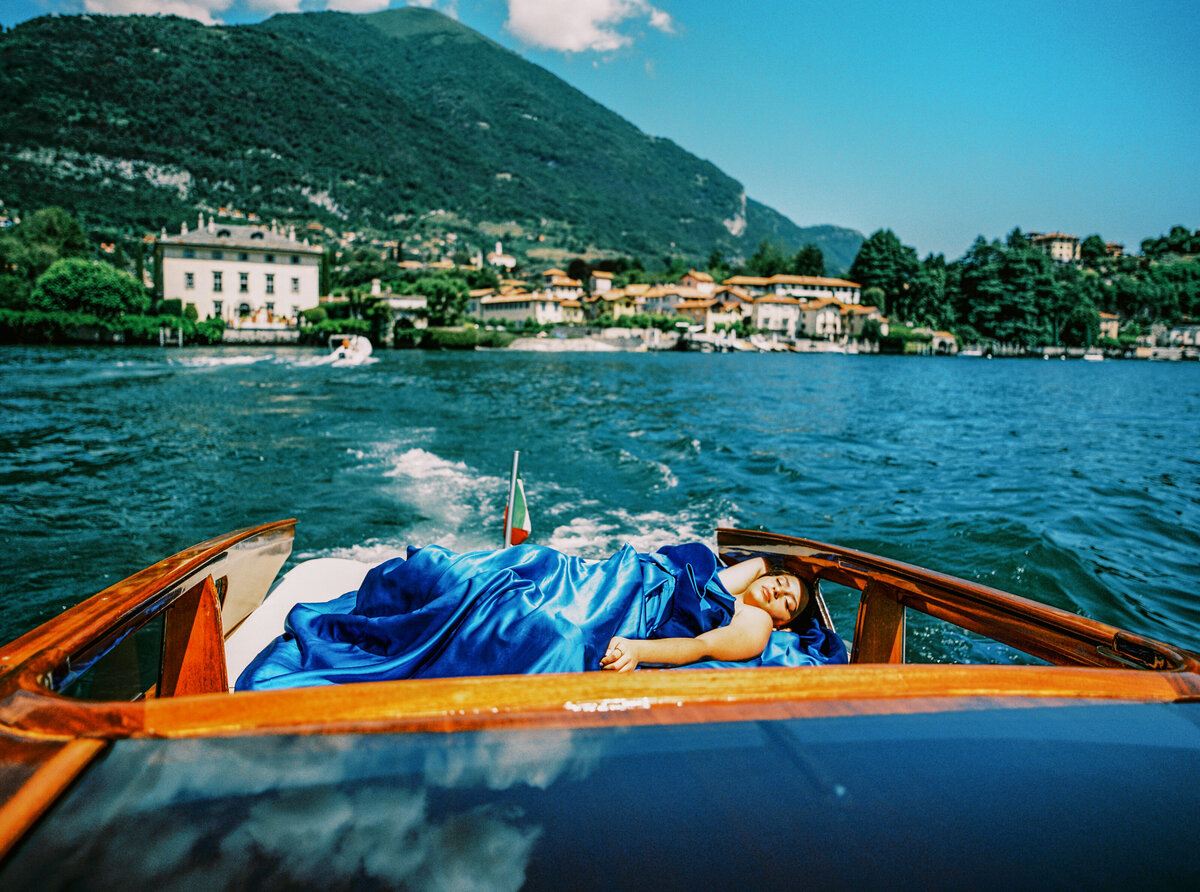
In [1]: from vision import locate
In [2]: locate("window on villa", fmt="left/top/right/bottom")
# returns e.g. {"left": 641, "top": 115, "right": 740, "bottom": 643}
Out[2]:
{"left": 182, "top": 248, "right": 195, "bottom": 259}
{"left": 266, "top": 302, "right": 275, "bottom": 314}
{"left": 265, "top": 274, "right": 275, "bottom": 295}
{"left": 265, "top": 254, "right": 275, "bottom": 263}
{"left": 239, "top": 272, "right": 249, "bottom": 293}
{"left": 291, "top": 255, "right": 300, "bottom": 264}
{"left": 238, "top": 252, "right": 249, "bottom": 261}
{"left": 291, "top": 277, "right": 299, "bottom": 293}
{"left": 185, "top": 272, "right": 194, "bottom": 290}
{"left": 238, "top": 303, "right": 251, "bottom": 317}
{"left": 212, "top": 250, "right": 223, "bottom": 260}
{"left": 214, "top": 300, "right": 223, "bottom": 316}
{"left": 251, "top": 232, "right": 264, "bottom": 240}
{"left": 213, "top": 271, "right": 223, "bottom": 292}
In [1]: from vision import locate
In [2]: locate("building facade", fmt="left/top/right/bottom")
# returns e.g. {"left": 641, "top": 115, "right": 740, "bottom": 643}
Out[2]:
{"left": 157, "top": 218, "right": 323, "bottom": 324}
{"left": 1030, "top": 232, "right": 1081, "bottom": 264}
{"left": 478, "top": 293, "right": 564, "bottom": 325}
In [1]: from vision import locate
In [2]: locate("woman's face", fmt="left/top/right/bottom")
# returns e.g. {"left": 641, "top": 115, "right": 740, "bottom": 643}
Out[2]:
{"left": 743, "top": 574, "right": 808, "bottom": 627}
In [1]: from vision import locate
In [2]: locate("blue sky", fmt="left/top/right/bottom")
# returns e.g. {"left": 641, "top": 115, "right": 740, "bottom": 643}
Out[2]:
{"left": 3, "top": 0, "right": 1197, "bottom": 260}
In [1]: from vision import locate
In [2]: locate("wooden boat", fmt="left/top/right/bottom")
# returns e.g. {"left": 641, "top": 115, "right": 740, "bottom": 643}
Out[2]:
{"left": 2, "top": 521, "right": 1199, "bottom": 887}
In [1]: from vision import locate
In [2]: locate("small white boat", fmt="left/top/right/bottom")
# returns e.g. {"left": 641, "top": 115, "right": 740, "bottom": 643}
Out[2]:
{"left": 959, "top": 346, "right": 984, "bottom": 358}
{"left": 1082, "top": 348, "right": 1104, "bottom": 362}
{"left": 328, "top": 334, "right": 374, "bottom": 366}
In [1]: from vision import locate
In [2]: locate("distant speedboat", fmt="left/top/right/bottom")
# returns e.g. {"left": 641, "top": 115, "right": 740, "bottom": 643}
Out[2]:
{"left": 328, "top": 334, "right": 373, "bottom": 366}
{"left": 1082, "top": 348, "right": 1104, "bottom": 362}
{"left": 959, "top": 346, "right": 984, "bottom": 358}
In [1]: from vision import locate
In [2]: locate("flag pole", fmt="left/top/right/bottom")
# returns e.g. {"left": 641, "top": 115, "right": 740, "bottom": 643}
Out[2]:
{"left": 503, "top": 450, "right": 519, "bottom": 548}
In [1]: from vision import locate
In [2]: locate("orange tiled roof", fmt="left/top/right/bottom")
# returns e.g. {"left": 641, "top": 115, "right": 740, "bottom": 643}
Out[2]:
{"left": 591, "top": 270, "right": 614, "bottom": 279}
{"left": 675, "top": 299, "right": 718, "bottom": 310}
{"left": 684, "top": 270, "right": 714, "bottom": 282}
{"left": 768, "top": 274, "right": 862, "bottom": 289}
{"left": 483, "top": 293, "right": 560, "bottom": 306}
{"left": 799, "top": 298, "right": 838, "bottom": 310}
{"left": 542, "top": 268, "right": 567, "bottom": 277}
{"left": 723, "top": 276, "right": 771, "bottom": 286}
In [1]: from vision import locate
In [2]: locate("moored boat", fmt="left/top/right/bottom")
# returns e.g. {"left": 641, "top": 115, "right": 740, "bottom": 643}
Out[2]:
{"left": 2, "top": 522, "right": 1198, "bottom": 886}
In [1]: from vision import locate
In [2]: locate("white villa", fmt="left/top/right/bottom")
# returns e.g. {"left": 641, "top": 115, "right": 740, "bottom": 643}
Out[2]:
{"left": 477, "top": 292, "right": 565, "bottom": 326}
{"left": 751, "top": 294, "right": 802, "bottom": 337}
{"left": 539, "top": 268, "right": 584, "bottom": 300}
{"left": 765, "top": 275, "right": 862, "bottom": 304}
{"left": 795, "top": 298, "right": 843, "bottom": 339}
{"left": 157, "top": 217, "right": 323, "bottom": 324}
{"left": 1029, "top": 232, "right": 1081, "bottom": 264}
{"left": 486, "top": 242, "right": 517, "bottom": 270}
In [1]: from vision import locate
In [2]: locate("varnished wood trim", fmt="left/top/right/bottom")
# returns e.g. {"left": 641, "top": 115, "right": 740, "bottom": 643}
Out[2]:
{"left": 852, "top": 581, "right": 906, "bottom": 663}
{"left": 125, "top": 664, "right": 1199, "bottom": 737}
{"left": 718, "top": 528, "right": 1200, "bottom": 672}
{"left": 0, "top": 520, "right": 293, "bottom": 699}
{"left": 159, "top": 577, "right": 227, "bottom": 698}
{"left": 0, "top": 738, "right": 106, "bottom": 861}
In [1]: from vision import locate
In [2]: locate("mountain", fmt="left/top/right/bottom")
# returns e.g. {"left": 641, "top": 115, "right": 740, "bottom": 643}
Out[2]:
{"left": 0, "top": 9, "right": 863, "bottom": 272}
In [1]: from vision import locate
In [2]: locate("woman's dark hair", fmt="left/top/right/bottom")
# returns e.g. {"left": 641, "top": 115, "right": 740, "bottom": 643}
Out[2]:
{"left": 760, "top": 557, "right": 820, "bottom": 633}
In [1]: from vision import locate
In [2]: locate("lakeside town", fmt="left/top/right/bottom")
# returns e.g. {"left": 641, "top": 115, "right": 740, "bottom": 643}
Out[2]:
{"left": 3, "top": 206, "right": 1199, "bottom": 360}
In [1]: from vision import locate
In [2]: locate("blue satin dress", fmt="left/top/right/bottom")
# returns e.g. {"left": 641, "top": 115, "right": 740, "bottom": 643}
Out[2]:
{"left": 236, "top": 542, "right": 846, "bottom": 691}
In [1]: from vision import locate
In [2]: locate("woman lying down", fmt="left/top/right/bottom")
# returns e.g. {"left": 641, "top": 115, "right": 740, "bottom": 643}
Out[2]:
{"left": 236, "top": 542, "right": 847, "bottom": 691}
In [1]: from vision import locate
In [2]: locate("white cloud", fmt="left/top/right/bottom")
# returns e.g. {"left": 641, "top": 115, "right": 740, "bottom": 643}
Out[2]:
{"left": 505, "top": 0, "right": 674, "bottom": 54}
{"left": 245, "top": 0, "right": 304, "bottom": 15}
{"left": 324, "top": 0, "right": 391, "bottom": 12}
{"left": 403, "top": 1, "right": 460, "bottom": 19}
{"left": 82, "top": 0, "right": 235, "bottom": 26}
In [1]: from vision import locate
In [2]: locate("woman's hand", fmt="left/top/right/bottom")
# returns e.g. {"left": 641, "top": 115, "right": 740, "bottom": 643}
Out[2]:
{"left": 601, "top": 636, "right": 641, "bottom": 672}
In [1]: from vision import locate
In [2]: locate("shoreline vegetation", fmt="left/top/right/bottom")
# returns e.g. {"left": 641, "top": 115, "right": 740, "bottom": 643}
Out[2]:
{"left": 1, "top": 207, "right": 1198, "bottom": 360}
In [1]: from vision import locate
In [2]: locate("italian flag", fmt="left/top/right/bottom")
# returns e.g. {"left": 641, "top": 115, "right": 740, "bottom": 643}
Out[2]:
{"left": 505, "top": 476, "right": 531, "bottom": 546}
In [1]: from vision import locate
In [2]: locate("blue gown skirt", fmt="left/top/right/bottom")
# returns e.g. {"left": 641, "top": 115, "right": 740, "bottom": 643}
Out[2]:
{"left": 236, "top": 542, "right": 846, "bottom": 691}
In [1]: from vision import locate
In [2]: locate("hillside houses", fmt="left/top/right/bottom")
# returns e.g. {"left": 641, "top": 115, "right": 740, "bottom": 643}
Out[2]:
{"left": 466, "top": 268, "right": 884, "bottom": 341}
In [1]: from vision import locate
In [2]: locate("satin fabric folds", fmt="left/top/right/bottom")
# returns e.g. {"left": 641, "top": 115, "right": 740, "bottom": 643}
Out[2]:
{"left": 237, "top": 543, "right": 846, "bottom": 691}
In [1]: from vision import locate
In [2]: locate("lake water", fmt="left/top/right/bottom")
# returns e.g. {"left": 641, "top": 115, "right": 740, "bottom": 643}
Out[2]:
{"left": 2, "top": 345, "right": 1198, "bottom": 659}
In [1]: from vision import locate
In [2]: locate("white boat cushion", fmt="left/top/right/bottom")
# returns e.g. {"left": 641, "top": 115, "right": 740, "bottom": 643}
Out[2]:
{"left": 224, "top": 558, "right": 378, "bottom": 688}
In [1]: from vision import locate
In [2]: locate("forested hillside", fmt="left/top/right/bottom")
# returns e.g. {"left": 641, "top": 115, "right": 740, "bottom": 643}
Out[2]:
{"left": 0, "top": 9, "right": 863, "bottom": 271}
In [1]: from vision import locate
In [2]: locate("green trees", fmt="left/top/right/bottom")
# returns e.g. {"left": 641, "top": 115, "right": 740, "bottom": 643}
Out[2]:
{"left": 30, "top": 258, "right": 149, "bottom": 319}
{"left": 793, "top": 243, "right": 825, "bottom": 277}
{"left": 1079, "top": 234, "right": 1108, "bottom": 268}
{"left": 0, "top": 207, "right": 95, "bottom": 309}
{"left": 407, "top": 275, "right": 468, "bottom": 326}
{"left": 1141, "top": 226, "right": 1200, "bottom": 258}
{"left": 847, "top": 230, "right": 920, "bottom": 320}
{"left": 745, "top": 240, "right": 789, "bottom": 277}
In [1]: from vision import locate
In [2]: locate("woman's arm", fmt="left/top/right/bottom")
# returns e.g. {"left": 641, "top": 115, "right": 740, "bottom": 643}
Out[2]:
{"left": 600, "top": 607, "right": 772, "bottom": 672}
{"left": 716, "top": 556, "right": 768, "bottom": 595}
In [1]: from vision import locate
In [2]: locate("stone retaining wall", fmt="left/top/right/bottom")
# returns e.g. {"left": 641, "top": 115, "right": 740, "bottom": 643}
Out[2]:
{"left": 222, "top": 328, "right": 301, "bottom": 345}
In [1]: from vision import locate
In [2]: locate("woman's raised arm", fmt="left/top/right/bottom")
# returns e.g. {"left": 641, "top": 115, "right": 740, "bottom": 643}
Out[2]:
{"left": 716, "top": 556, "right": 768, "bottom": 595}
{"left": 600, "top": 606, "right": 772, "bottom": 672}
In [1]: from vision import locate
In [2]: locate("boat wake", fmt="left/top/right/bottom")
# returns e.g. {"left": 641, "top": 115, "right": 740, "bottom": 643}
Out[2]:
{"left": 305, "top": 443, "right": 731, "bottom": 563}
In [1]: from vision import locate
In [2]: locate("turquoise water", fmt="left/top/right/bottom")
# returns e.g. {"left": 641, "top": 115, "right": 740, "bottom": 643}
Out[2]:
{"left": 2, "top": 345, "right": 1198, "bottom": 658}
